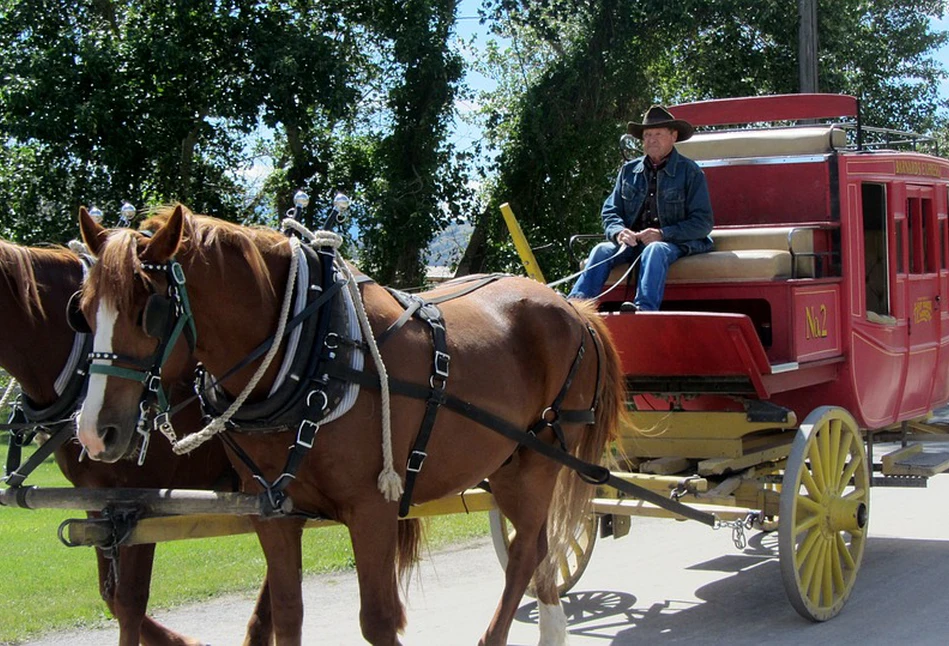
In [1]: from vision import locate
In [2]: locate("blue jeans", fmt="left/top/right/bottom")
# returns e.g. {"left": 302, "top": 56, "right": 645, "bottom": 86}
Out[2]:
{"left": 568, "top": 241, "right": 685, "bottom": 310}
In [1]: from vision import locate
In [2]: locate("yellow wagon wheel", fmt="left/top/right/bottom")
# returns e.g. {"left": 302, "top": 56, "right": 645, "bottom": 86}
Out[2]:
{"left": 779, "top": 406, "right": 869, "bottom": 621}
{"left": 488, "top": 509, "right": 597, "bottom": 597}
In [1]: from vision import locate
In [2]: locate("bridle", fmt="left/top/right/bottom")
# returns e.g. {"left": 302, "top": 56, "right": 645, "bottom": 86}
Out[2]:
{"left": 70, "top": 259, "right": 197, "bottom": 465}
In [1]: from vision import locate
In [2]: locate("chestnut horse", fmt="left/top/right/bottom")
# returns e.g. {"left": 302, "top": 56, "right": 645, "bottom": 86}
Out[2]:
{"left": 73, "top": 205, "right": 626, "bottom": 645}
{"left": 0, "top": 239, "right": 271, "bottom": 646}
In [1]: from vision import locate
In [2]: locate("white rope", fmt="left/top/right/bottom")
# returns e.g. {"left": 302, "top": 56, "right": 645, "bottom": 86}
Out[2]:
{"left": 168, "top": 236, "right": 303, "bottom": 455}
{"left": 281, "top": 218, "right": 402, "bottom": 501}
{"left": 0, "top": 377, "right": 19, "bottom": 412}
{"left": 595, "top": 254, "right": 641, "bottom": 299}
{"left": 545, "top": 243, "right": 630, "bottom": 289}
{"left": 67, "top": 240, "right": 89, "bottom": 255}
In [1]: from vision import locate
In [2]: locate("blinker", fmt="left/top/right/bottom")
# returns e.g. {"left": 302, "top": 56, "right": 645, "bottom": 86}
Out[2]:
{"left": 142, "top": 294, "right": 174, "bottom": 339}
{"left": 66, "top": 291, "right": 92, "bottom": 334}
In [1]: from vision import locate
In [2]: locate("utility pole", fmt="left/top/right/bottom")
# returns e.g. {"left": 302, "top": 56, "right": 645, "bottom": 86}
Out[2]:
{"left": 799, "top": 0, "right": 819, "bottom": 92}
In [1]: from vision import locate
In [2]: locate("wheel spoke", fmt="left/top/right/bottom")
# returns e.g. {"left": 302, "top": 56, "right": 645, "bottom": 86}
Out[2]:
{"left": 821, "top": 536, "right": 833, "bottom": 607}
{"left": 828, "top": 419, "right": 841, "bottom": 492}
{"left": 801, "top": 467, "right": 822, "bottom": 502}
{"left": 831, "top": 534, "right": 845, "bottom": 592}
{"left": 818, "top": 421, "right": 832, "bottom": 488}
{"left": 840, "top": 458, "right": 861, "bottom": 491}
{"left": 835, "top": 532, "right": 856, "bottom": 571}
{"left": 833, "top": 423, "right": 854, "bottom": 492}
{"left": 807, "top": 438, "right": 827, "bottom": 494}
{"left": 797, "top": 526, "right": 822, "bottom": 575}
{"left": 804, "top": 537, "right": 826, "bottom": 604}
{"left": 796, "top": 495, "right": 822, "bottom": 517}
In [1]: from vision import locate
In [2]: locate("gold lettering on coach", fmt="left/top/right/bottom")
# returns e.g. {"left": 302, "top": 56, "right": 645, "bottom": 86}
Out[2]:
{"left": 895, "top": 160, "right": 942, "bottom": 178}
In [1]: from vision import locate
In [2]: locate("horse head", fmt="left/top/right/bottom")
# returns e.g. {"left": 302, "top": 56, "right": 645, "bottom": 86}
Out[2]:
{"left": 75, "top": 204, "right": 194, "bottom": 462}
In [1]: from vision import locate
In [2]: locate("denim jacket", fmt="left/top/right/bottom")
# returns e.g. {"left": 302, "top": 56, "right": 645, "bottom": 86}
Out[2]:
{"left": 601, "top": 147, "right": 714, "bottom": 255}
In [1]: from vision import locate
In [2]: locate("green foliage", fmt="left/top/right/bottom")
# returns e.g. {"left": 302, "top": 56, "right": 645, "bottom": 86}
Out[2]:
{"left": 0, "top": 1, "right": 470, "bottom": 280}
{"left": 354, "top": 0, "right": 469, "bottom": 287}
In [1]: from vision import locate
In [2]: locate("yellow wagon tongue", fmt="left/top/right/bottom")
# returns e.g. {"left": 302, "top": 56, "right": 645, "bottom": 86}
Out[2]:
{"left": 500, "top": 202, "right": 546, "bottom": 283}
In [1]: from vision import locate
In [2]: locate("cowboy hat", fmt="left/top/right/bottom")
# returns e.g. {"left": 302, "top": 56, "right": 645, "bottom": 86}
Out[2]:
{"left": 627, "top": 105, "right": 694, "bottom": 142}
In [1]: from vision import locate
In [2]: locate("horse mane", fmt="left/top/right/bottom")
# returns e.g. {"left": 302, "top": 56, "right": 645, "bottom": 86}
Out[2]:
{"left": 0, "top": 238, "right": 77, "bottom": 321}
{"left": 87, "top": 205, "right": 287, "bottom": 313}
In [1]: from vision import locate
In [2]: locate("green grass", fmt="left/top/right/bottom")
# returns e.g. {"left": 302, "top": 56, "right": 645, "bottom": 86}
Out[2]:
{"left": 0, "top": 439, "right": 490, "bottom": 644}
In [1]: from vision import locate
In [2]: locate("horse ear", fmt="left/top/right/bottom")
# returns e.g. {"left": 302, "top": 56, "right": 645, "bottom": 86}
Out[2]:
{"left": 142, "top": 204, "right": 187, "bottom": 263}
{"left": 78, "top": 206, "right": 108, "bottom": 256}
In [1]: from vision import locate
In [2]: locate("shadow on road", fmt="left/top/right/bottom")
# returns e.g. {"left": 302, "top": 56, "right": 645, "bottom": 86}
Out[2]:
{"left": 511, "top": 532, "right": 949, "bottom": 645}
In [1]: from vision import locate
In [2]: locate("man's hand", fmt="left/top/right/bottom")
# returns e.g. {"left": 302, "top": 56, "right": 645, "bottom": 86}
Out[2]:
{"left": 637, "top": 228, "right": 663, "bottom": 245}
{"left": 616, "top": 228, "right": 638, "bottom": 246}
{"left": 617, "top": 227, "right": 663, "bottom": 246}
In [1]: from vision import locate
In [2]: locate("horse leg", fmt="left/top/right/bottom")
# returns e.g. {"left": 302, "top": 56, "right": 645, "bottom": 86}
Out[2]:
{"left": 480, "top": 457, "right": 561, "bottom": 646}
{"left": 107, "top": 543, "right": 209, "bottom": 646}
{"left": 242, "top": 577, "right": 273, "bottom": 646}
{"left": 346, "top": 510, "right": 404, "bottom": 646}
{"left": 253, "top": 516, "right": 305, "bottom": 646}
{"left": 534, "top": 574, "right": 569, "bottom": 646}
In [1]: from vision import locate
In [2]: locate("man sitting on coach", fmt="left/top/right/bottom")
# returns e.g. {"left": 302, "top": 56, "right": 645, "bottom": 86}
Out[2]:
{"left": 568, "top": 105, "right": 714, "bottom": 310}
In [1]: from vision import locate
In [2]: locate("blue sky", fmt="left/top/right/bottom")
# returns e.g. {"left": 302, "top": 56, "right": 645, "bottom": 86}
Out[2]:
{"left": 933, "top": 16, "right": 949, "bottom": 100}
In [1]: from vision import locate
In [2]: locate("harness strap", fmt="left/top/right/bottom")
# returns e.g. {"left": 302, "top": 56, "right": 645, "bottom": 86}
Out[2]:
{"left": 391, "top": 295, "right": 451, "bottom": 517}
{"left": 327, "top": 363, "right": 716, "bottom": 528}
{"left": 376, "top": 299, "right": 421, "bottom": 346}
{"left": 3, "top": 422, "right": 73, "bottom": 488}
{"left": 527, "top": 336, "right": 586, "bottom": 452}
{"left": 423, "top": 274, "right": 506, "bottom": 305}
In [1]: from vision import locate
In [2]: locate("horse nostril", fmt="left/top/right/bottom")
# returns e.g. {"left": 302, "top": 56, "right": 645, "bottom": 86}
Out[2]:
{"left": 98, "top": 425, "right": 116, "bottom": 447}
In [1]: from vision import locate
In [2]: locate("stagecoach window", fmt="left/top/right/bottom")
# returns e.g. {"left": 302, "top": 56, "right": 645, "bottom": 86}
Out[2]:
{"left": 896, "top": 221, "right": 904, "bottom": 275}
{"left": 907, "top": 199, "right": 917, "bottom": 273}
{"left": 922, "top": 197, "right": 936, "bottom": 274}
{"left": 862, "top": 183, "right": 890, "bottom": 318}
{"left": 906, "top": 193, "right": 936, "bottom": 275}
{"left": 941, "top": 220, "right": 947, "bottom": 270}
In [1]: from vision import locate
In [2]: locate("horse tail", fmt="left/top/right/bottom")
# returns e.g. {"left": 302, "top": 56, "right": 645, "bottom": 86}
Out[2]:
{"left": 396, "top": 517, "right": 424, "bottom": 589}
{"left": 535, "top": 298, "right": 628, "bottom": 594}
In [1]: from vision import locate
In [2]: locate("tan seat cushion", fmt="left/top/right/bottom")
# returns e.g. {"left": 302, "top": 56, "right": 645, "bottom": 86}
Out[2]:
{"left": 603, "top": 226, "right": 818, "bottom": 284}
{"left": 607, "top": 249, "right": 791, "bottom": 283}
{"left": 675, "top": 127, "right": 847, "bottom": 161}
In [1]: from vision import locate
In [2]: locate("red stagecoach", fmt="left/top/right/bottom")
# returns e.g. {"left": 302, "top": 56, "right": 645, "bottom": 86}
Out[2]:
{"left": 546, "top": 93, "right": 949, "bottom": 621}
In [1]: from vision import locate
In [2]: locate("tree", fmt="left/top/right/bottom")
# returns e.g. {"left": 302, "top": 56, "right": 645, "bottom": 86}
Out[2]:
{"left": 0, "top": 0, "right": 259, "bottom": 240}
{"left": 352, "top": 0, "right": 467, "bottom": 287}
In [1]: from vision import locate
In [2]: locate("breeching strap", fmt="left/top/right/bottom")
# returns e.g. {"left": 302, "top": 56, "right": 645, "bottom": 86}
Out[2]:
{"left": 327, "top": 362, "right": 717, "bottom": 528}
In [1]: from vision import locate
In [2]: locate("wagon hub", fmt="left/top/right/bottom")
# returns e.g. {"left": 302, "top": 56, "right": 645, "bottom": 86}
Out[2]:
{"left": 827, "top": 498, "right": 867, "bottom": 534}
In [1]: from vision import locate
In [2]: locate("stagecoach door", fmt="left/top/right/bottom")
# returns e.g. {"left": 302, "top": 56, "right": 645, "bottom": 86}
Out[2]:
{"left": 899, "top": 184, "right": 941, "bottom": 414}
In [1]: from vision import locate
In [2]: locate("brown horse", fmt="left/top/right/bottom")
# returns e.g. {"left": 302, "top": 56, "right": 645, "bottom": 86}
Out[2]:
{"left": 0, "top": 239, "right": 272, "bottom": 646}
{"left": 73, "top": 204, "right": 626, "bottom": 645}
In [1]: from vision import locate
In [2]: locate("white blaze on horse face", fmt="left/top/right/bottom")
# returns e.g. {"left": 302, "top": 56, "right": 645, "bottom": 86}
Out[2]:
{"left": 537, "top": 600, "right": 568, "bottom": 646}
{"left": 76, "top": 300, "right": 119, "bottom": 458}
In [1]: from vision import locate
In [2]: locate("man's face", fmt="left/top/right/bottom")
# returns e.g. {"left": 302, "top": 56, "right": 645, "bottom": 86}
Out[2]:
{"left": 642, "top": 127, "right": 678, "bottom": 160}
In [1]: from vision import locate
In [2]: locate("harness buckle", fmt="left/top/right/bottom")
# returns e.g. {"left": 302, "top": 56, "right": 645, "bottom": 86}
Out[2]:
{"left": 407, "top": 450, "right": 427, "bottom": 473}
{"left": 541, "top": 406, "right": 559, "bottom": 425}
{"left": 296, "top": 419, "right": 320, "bottom": 449}
{"left": 146, "top": 373, "right": 162, "bottom": 393}
{"left": 135, "top": 409, "right": 151, "bottom": 467}
{"left": 433, "top": 350, "right": 450, "bottom": 379}
{"left": 170, "top": 261, "right": 187, "bottom": 286}
{"left": 153, "top": 411, "right": 173, "bottom": 435}
{"left": 306, "top": 390, "right": 329, "bottom": 413}
{"left": 324, "top": 333, "right": 340, "bottom": 350}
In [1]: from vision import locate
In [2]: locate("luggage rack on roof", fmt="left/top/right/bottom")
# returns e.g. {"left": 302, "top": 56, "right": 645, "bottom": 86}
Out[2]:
{"left": 662, "top": 94, "right": 940, "bottom": 156}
